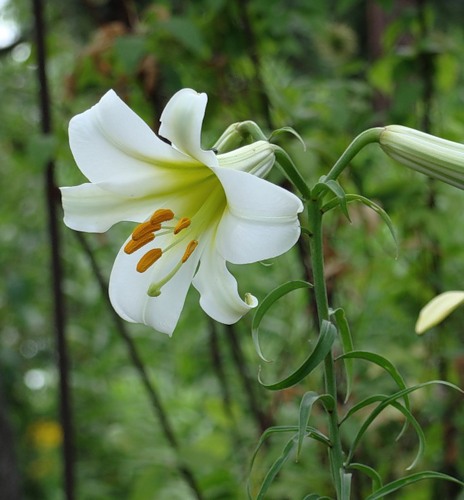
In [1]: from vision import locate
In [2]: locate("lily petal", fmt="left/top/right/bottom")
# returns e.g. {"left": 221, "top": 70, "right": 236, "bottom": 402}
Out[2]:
{"left": 109, "top": 232, "right": 201, "bottom": 335}
{"left": 193, "top": 241, "right": 258, "bottom": 324}
{"left": 159, "top": 88, "right": 218, "bottom": 168}
{"left": 415, "top": 291, "right": 464, "bottom": 334}
{"left": 61, "top": 183, "right": 155, "bottom": 232}
{"left": 212, "top": 168, "right": 303, "bottom": 264}
{"left": 69, "top": 90, "right": 200, "bottom": 197}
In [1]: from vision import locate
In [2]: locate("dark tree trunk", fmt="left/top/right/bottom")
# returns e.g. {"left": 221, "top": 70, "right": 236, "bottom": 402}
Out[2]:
{"left": 0, "top": 381, "right": 21, "bottom": 500}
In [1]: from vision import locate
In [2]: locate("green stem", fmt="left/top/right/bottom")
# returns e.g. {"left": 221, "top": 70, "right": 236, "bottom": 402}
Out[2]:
{"left": 307, "top": 197, "right": 346, "bottom": 498}
{"left": 324, "top": 128, "right": 383, "bottom": 183}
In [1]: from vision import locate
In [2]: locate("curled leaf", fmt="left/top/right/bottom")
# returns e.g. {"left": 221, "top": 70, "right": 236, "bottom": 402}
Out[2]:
{"left": 252, "top": 280, "right": 312, "bottom": 362}
{"left": 269, "top": 126, "right": 306, "bottom": 150}
{"left": 258, "top": 320, "right": 336, "bottom": 390}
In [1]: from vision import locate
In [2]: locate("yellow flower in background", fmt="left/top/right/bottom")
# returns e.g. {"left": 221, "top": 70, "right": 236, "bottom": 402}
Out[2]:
{"left": 29, "top": 420, "right": 63, "bottom": 450}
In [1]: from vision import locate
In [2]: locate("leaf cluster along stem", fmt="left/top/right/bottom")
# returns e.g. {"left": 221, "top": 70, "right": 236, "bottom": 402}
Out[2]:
{"left": 307, "top": 197, "right": 346, "bottom": 498}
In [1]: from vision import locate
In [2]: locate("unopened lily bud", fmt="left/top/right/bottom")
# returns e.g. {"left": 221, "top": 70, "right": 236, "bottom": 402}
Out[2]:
{"left": 218, "top": 140, "right": 276, "bottom": 178}
{"left": 379, "top": 125, "right": 464, "bottom": 189}
{"left": 415, "top": 291, "right": 464, "bottom": 334}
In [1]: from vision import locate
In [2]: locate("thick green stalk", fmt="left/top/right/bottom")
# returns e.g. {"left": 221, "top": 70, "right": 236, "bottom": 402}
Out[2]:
{"left": 307, "top": 198, "right": 346, "bottom": 498}
{"left": 324, "top": 128, "right": 383, "bottom": 183}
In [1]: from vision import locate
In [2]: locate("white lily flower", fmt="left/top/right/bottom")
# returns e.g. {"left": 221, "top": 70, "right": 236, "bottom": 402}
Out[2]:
{"left": 61, "top": 89, "right": 303, "bottom": 335}
{"left": 415, "top": 291, "right": 464, "bottom": 334}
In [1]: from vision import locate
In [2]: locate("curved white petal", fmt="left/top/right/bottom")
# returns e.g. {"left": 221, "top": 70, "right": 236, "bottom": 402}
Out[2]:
{"left": 415, "top": 291, "right": 464, "bottom": 334}
{"left": 109, "top": 232, "right": 201, "bottom": 335}
{"left": 159, "top": 88, "right": 217, "bottom": 168}
{"left": 212, "top": 168, "right": 303, "bottom": 264}
{"left": 61, "top": 183, "right": 155, "bottom": 232}
{"left": 193, "top": 242, "right": 257, "bottom": 324}
{"left": 69, "top": 90, "right": 201, "bottom": 197}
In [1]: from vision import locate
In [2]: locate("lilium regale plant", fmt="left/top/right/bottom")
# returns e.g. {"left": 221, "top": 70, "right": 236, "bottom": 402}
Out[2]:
{"left": 61, "top": 89, "right": 303, "bottom": 335}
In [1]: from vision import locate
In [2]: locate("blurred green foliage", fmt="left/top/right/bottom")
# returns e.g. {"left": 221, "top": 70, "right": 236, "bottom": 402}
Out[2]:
{"left": 1, "top": 0, "right": 464, "bottom": 498}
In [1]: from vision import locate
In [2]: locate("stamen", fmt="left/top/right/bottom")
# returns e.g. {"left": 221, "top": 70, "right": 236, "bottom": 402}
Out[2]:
{"left": 124, "top": 233, "right": 155, "bottom": 255}
{"left": 136, "top": 248, "right": 162, "bottom": 273}
{"left": 148, "top": 240, "right": 200, "bottom": 297}
{"left": 132, "top": 221, "right": 162, "bottom": 241}
{"left": 182, "top": 240, "right": 199, "bottom": 263}
{"left": 174, "top": 217, "right": 191, "bottom": 234}
{"left": 150, "top": 208, "right": 175, "bottom": 225}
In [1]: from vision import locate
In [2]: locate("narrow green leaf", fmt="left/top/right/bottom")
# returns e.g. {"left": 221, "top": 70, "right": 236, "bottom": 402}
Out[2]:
{"left": 297, "top": 392, "right": 334, "bottom": 459}
{"left": 251, "top": 280, "right": 312, "bottom": 362}
{"left": 331, "top": 308, "right": 354, "bottom": 402}
{"left": 258, "top": 320, "right": 337, "bottom": 390}
{"left": 366, "top": 471, "right": 464, "bottom": 499}
{"left": 248, "top": 424, "right": 331, "bottom": 492}
{"left": 347, "top": 194, "right": 397, "bottom": 251}
{"left": 336, "top": 350, "right": 410, "bottom": 413}
{"left": 326, "top": 180, "right": 351, "bottom": 220}
{"left": 321, "top": 193, "right": 398, "bottom": 256}
{"left": 341, "top": 394, "right": 388, "bottom": 425}
{"left": 345, "top": 395, "right": 424, "bottom": 470}
{"left": 311, "top": 178, "right": 350, "bottom": 220}
{"left": 269, "top": 126, "right": 306, "bottom": 150}
{"left": 386, "top": 401, "right": 425, "bottom": 470}
{"left": 349, "top": 463, "right": 383, "bottom": 492}
{"left": 346, "top": 381, "right": 463, "bottom": 466}
{"left": 254, "top": 425, "right": 330, "bottom": 447}
{"left": 274, "top": 146, "right": 312, "bottom": 199}
{"left": 256, "top": 436, "right": 298, "bottom": 499}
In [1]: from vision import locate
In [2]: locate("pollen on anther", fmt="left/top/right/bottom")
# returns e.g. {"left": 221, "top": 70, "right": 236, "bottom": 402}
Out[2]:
{"left": 137, "top": 248, "right": 163, "bottom": 273}
{"left": 124, "top": 233, "right": 155, "bottom": 254}
{"left": 182, "top": 240, "right": 198, "bottom": 263}
{"left": 174, "top": 217, "right": 191, "bottom": 235}
{"left": 150, "top": 208, "right": 175, "bottom": 225}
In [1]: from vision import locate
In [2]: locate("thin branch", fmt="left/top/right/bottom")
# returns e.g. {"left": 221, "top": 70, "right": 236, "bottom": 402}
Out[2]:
{"left": 224, "top": 324, "right": 274, "bottom": 434}
{"left": 208, "top": 320, "right": 234, "bottom": 421}
{"left": 32, "top": 0, "right": 75, "bottom": 499}
{"left": 235, "top": 0, "right": 273, "bottom": 129}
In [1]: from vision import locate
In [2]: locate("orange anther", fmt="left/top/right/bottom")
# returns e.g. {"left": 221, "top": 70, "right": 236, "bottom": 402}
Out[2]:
{"left": 174, "top": 217, "right": 191, "bottom": 235}
{"left": 136, "top": 248, "right": 163, "bottom": 273}
{"left": 124, "top": 233, "right": 155, "bottom": 254}
{"left": 150, "top": 208, "right": 175, "bottom": 225}
{"left": 132, "top": 221, "right": 162, "bottom": 241}
{"left": 181, "top": 240, "right": 198, "bottom": 263}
